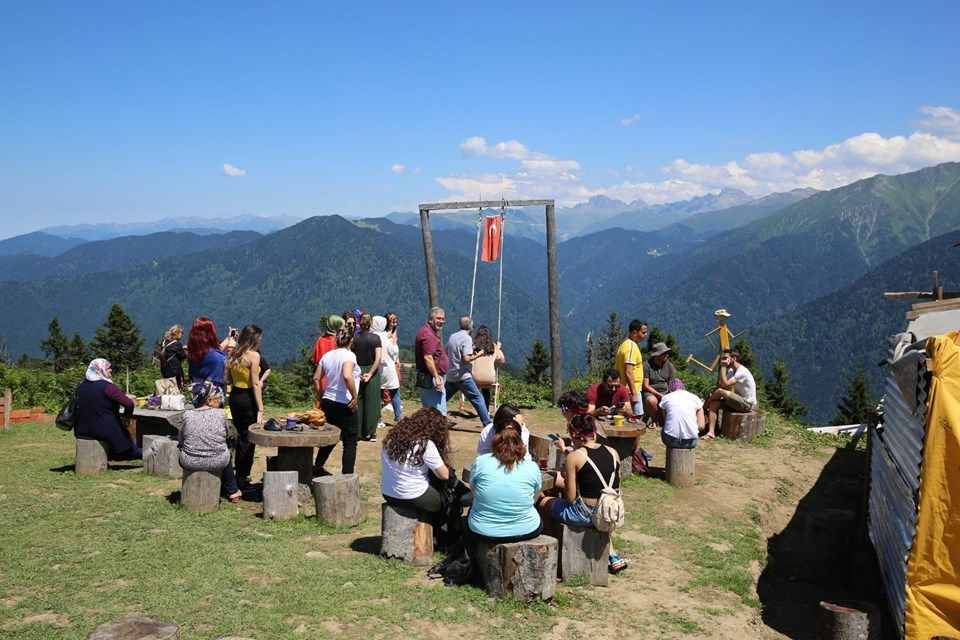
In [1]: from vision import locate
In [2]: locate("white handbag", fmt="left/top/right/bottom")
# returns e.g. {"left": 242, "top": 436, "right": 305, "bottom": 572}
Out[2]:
{"left": 160, "top": 394, "right": 186, "bottom": 411}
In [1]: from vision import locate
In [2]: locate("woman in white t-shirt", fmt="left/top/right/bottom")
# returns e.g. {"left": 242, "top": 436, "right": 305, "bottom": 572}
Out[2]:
{"left": 659, "top": 378, "right": 704, "bottom": 449}
{"left": 312, "top": 329, "right": 361, "bottom": 475}
{"left": 381, "top": 407, "right": 458, "bottom": 537}
{"left": 373, "top": 315, "right": 402, "bottom": 423}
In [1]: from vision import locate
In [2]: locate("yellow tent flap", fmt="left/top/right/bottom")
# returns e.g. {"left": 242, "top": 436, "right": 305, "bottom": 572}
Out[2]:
{"left": 904, "top": 331, "right": 960, "bottom": 639}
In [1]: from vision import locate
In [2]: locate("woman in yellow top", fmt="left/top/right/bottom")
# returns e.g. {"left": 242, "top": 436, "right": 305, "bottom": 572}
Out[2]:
{"left": 225, "top": 324, "right": 264, "bottom": 488}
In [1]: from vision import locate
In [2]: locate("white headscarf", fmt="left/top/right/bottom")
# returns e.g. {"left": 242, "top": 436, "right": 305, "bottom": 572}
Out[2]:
{"left": 85, "top": 358, "right": 113, "bottom": 383}
{"left": 371, "top": 315, "right": 388, "bottom": 333}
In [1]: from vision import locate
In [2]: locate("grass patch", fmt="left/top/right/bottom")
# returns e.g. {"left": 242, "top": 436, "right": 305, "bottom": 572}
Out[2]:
{"left": 649, "top": 603, "right": 705, "bottom": 635}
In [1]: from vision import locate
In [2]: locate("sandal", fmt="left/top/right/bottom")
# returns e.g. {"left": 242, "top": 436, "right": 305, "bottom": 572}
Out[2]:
{"left": 228, "top": 490, "right": 243, "bottom": 503}
{"left": 609, "top": 553, "right": 628, "bottom": 574}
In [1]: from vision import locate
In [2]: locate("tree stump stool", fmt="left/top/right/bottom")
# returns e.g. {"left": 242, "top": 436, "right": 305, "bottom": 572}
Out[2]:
{"left": 180, "top": 469, "right": 221, "bottom": 514}
{"left": 75, "top": 439, "right": 109, "bottom": 475}
{"left": 720, "top": 410, "right": 765, "bottom": 441}
{"left": 665, "top": 447, "right": 695, "bottom": 487}
{"left": 475, "top": 535, "right": 558, "bottom": 601}
{"left": 380, "top": 503, "right": 434, "bottom": 565}
{"left": 263, "top": 471, "right": 299, "bottom": 521}
{"left": 143, "top": 435, "right": 182, "bottom": 479}
{"left": 559, "top": 524, "right": 610, "bottom": 586}
{"left": 819, "top": 600, "right": 880, "bottom": 640}
{"left": 312, "top": 473, "right": 362, "bottom": 527}
{"left": 87, "top": 616, "right": 180, "bottom": 639}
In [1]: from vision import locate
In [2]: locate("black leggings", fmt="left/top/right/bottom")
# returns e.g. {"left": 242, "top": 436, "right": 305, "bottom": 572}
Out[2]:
{"left": 314, "top": 399, "right": 359, "bottom": 474}
{"left": 229, "top": 387, "right": 256, "bottom": 481}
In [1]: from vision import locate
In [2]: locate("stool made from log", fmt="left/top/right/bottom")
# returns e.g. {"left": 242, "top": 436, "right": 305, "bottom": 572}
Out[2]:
{"left": 180, "top": 469, "right": 221, "bottom": 514}
{"left": 720, "top": 410, "right": 766, "bottom": 441}
{"left": 87, "top": 616, "right": 180, "bottom": 639}
{"left": 75, "top": 439, "right": 109, "bottom": 475}
{"left": 559, "top": 524, "right": 610, "bottom": 586}
{"left": 665, "top": 447, "right": 695, "bottom": 487}
{"left": 475, "top": 535, "right": 559, "bottom": 601}
{"left": 312, "top": 473, "right": 362, "bottom": 527}
{"left": 380, "top": 503, "right": 434, "bottom": 565}
{"left": 263, "top": 470, "right": 299, "bottom": 521}
{"left": 142, "top": 434, "right": 182, "bottom": 479}
{"left": 819, "top": 600, "right": 880, "bottom": 640}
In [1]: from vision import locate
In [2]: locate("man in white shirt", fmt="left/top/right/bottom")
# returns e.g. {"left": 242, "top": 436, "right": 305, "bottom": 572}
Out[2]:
{"left": 659, "top": 378, "right": 704, "bottom": 449}
{"left": 703, "top": 348, "right": 757, "bottom": 440}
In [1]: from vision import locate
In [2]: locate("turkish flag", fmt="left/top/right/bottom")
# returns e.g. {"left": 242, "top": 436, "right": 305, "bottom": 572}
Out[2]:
{"left": 481, "top": 216, "right": 503, "bottom": 262}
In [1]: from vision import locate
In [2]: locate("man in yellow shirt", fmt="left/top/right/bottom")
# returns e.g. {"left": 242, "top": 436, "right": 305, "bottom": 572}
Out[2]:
{"left": 615, "top": 319, "right": 648, "bottom": 416}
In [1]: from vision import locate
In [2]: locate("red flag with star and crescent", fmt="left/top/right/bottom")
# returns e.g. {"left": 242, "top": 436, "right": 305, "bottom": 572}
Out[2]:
{"left": 481, "top": 215, "right": 503, "bottom": 262}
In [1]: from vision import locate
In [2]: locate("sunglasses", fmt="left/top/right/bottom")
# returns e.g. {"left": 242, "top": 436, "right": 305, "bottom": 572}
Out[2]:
{"left": 560, "top": 405, "right": 588, "bottom": 416}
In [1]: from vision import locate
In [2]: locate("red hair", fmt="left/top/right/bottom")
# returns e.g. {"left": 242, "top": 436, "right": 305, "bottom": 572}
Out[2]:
{"left": 187, "top": 316, "right": 220, "bottom": 363}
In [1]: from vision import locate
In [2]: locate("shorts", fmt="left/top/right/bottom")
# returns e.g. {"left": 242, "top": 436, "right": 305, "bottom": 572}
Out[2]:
{"left": 550, "top": 496, "right": 596, "bottom": 528}
{"left": 722, "top": 392, "right": 754, "bottom": 413}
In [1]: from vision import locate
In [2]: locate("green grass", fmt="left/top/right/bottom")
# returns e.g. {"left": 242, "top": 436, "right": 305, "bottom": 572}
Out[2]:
{"left": 0, "top": 424, "right": 567, "bottom": 640}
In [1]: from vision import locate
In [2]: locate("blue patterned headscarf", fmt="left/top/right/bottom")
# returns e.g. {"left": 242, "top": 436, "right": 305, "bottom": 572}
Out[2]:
{"left": 190, "top": 379, "right": 223, "bottom": 408}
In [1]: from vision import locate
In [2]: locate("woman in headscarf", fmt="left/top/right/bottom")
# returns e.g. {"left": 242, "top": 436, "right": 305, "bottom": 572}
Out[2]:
{"left": 373, "top": 315, "right": 402, "bottom": 424}
{"left": 75, "top": 358, "right": 141, "bottom": 460}
{"left": 312, "top": 315, "right": 345, "bottom": 408}
{"left": 353, "top": 313, "right": 382, "bottom": 442}
{"left": 177, "top": 380, "right": 242, "bottom": 503}
{"left": 224, "top": 324, "right": 264, "bottom": 488}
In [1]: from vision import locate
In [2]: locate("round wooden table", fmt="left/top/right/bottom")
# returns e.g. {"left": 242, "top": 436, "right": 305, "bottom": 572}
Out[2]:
{"left": 602, "top": 424, "right": 647, "bottom": 476}
{"left": 248, "top": 424, "right": 340, "bottom": 484}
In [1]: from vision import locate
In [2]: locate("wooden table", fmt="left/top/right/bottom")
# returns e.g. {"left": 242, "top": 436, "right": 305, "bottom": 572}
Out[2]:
{"left": 131, "top": 408, "right": 185, "bottom": 446}
{"left": 248, "top": 424, "right": 340, "bottom": 484}
{"left": 601, "top": 424, "right": 647, "bottom": 476}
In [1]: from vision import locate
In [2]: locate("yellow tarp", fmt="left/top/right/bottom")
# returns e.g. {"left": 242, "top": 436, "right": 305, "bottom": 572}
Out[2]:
{"left": 904, "top": 331, "right": 960, "bottom": 639}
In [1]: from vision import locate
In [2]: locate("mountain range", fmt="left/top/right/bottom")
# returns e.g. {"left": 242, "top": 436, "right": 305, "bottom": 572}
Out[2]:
{"left": 2, "top": 162, "right": 959, "bottom": 423}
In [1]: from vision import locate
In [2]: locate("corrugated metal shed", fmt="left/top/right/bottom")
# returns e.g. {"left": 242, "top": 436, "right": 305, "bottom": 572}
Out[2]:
{"left": 869, "top": 339, "right": 928, "bottom": 636}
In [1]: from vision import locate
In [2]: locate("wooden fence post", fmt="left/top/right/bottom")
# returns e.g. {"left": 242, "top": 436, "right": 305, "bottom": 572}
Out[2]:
{"left": 3, "top": 388, "right": 11, "bottom": 431}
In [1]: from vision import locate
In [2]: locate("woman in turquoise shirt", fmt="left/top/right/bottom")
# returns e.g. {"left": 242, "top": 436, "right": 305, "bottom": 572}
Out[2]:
{"left": 465, "top": 406, "right": 542, "bottom": 551}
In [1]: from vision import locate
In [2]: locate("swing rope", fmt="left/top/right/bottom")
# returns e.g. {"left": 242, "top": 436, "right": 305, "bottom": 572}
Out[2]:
{"left": 468, "top": 205, "right": 482, "bottom": 319}
{"left": 496, "top": 199, "right": 506, "bottom": 343}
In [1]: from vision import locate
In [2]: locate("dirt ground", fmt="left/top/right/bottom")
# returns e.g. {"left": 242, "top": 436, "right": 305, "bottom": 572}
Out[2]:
{"left": 242, "top": 403, "right": 889, "bottom": 640}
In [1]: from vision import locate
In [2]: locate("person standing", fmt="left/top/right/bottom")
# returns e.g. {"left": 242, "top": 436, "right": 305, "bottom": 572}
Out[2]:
{"left": 312, "top": 315, "right": 345, "bottom": 408}
{"left": 224, "top": 325, "right": 264, "bottom": 488}
{"left": 156, "top": 325, "right": 187, "bottom": 388}
{"left": 703, "top": 349, "right": 757, "bottom": 440}
{"left": 615, "top": 319, "right": 648, "bottom": 416}
{"left": 353, "top": 313, "right": 382, "bottom": 442}
{"left": 444, "top": 316, "right": 491, "bottom": 429}
{"left": 313, "top": 329, "right": 361, "bottom": 475}
{"left": 187, "top": 316, "right": 227, "bottom": 394}
{"left": 373, "top": 315, "right": 402, "bottom": 425}
{"left": 415, "top": 307, "right": 449, "bottom": 414}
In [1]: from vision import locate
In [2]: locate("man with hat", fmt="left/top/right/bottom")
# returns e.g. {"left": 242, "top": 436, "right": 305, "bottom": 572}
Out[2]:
{"left": 641, "top": 341, "right": 678, "bottom": 425}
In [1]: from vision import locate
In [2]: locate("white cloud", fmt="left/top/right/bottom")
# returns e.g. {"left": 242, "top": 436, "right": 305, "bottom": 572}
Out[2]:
{"left": 390, "top": 163, "right": 406, "bottom": 174}
{"left": 222, "top": 163, "right": 246, "bottom": 177}
{"left": 436, "top": 107, "right": 960, "bottom": 207}
{"left": 620, "top": 114, "right": 642, "bottom": 127}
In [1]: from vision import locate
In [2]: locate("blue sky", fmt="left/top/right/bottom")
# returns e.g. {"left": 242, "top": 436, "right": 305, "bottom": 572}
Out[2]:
{"left": 2, "top": 1, "right": 959, "bottom": 238}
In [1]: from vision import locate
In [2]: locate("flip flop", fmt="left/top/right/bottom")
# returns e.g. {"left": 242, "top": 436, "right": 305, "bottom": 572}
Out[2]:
{"left": 701, "top": 434, "right": 716, "bottom": 441}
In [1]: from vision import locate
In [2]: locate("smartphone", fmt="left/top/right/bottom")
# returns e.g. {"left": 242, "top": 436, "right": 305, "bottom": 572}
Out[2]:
{"left": 547, "top": 433, "right": 560, "bottom": 442}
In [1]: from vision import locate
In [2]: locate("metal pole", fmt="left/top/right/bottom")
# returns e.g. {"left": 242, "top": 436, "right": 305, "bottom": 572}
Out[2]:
{"left": 545, "top": 203, "right": 562, "bottom": 403}
{"left": 419, "top": 208, "right": 440, "bottom": 309}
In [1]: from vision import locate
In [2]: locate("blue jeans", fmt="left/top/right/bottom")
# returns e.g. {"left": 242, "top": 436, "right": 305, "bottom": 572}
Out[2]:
{"left": 386, "top": 387, "right": 402, "bottom": 421}
{"left": 661, "top": 431, "right": 698, "bottom": 449}
{"left": 445, "top": 378, "right": 491, "bottom": 426}
{"left": 419, "top": 385, "right": 447, "bottom": 415}
{"left": 550, "top": 496, "right": 596, "bottom": 527}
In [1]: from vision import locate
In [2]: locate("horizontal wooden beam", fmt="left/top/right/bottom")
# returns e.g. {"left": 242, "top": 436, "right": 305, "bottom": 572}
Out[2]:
{"left": 419, "top": 199, "right": 554, "bottom": 212}
{"left": 884, "top": 291, "right": 960, "bottom": 300}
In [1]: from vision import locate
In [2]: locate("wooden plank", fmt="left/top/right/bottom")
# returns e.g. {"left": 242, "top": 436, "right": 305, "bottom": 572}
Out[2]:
{"left": 545, "top": 202, "right": 561, "bottom": 403}
{"left": 419, "top": 199, "right": 554, "bottom": 211}
{"left": 419, "top": 208, "right": 439, "bottom": 309}
{"left": 905, "top": 298, "right": 960, "bottom": 319}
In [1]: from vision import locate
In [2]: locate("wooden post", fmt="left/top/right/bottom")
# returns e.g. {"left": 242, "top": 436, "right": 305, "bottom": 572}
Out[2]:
{"left": 87, "top": 617, "right": 180, "bottom": 640}
{"left": 665, "top": 447, "right": 695, "bottom": 487}
{"left": 312, "top": 473, "right": 362, "bottom": 527}
{"left": 419, "top": 208, "right": 439, "bottom": 309}
{"left": 818, "top": 600, "right": 880, "bottom": 640}
{"left": 545, "top": 203, "right": 562, "bottom": 403}
{"left": 2, "top": 388, "right": 10, "bottom": 431}
{"left": 263, "top": 471, "right": 299, "bottom": 520}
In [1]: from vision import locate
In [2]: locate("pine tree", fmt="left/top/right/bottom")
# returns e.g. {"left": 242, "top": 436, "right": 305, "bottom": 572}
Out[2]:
{"left": 588, "top": 312, "right": 624, "bottom": 376}
{"left": 524, "top": 339, "right": 551, "bottom": 385}
{"left": 732, "top": 336, "right": 763, "bottom": 394}
{"left": 765, "top": 357, "right": 808, "bottom": 420}
{"left": 68, "top": 333, "right": 89, "bottom": 367}
{"left": 40, "top": 317, "right": 71, "bottom": 372}
{"left": 0, "top": 335, "right": 10, "bottom": 365}
{"left": 91, "top": 303, "right": 145, "bottom": 370}
{"left": 834, "top": 366, "right": 876, "bottom": 425}
{"left": 290, "top": 347, "right": 318, "bottom": 401}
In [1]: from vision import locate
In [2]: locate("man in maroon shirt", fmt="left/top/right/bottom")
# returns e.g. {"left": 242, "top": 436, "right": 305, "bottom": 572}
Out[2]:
{"left": 415, "top": 307, "right": 449, "bottom": 414}
{"left": 586, "top": 369, "right": 634, "bottom": 418}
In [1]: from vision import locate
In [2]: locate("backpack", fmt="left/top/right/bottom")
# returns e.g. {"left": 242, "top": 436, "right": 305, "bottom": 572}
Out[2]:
{"left": 582, "top": 451, "right": 626, "bottom": 532}
{"left": 152, "top": 340, "right": 171, "bottom": 366}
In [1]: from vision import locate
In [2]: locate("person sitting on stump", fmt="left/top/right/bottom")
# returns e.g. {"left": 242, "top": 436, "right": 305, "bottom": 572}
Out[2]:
{"left": 178, "top": 380, "right": 242, "bottom": 503}
{"left": 659, "top": 378, "right": 703, "bottom": 449}
{"left": 703, "top": 348, "right": 757, "bottom": 440}
{"left": 586, "top": 369, "right": 633, "bottom": 419}
{"left": 477, "top": 403, "right": 531, "bottom": 460}
{"left": 74, "top": 358, "right": 141, "bottom": 460}
{"left": 380, "top": 407, "right": 464, "bottom": 547}
{"left": 641, "top": 342, "right": 678, "bottom": 425}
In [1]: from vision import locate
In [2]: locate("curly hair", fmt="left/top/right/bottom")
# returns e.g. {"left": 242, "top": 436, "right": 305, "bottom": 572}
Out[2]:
{"left": 557, "top": 388, "right": 588, "bottom": 410}
{"left": 187, "top": 316, "right": 220, "bottom": 363}
{"left": 567, "top": 414, "right": 598, "bottom": 441}
{"left": 382, "top": 407, "right": 450, "bottom": 466}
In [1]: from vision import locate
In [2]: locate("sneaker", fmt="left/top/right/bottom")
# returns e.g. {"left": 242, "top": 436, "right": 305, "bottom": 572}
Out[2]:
{"left": 377, "top": 421, "right": 386, "bottom": 430}
{"left": 642, "top": 450, "right": 653, "bottom": 463}
{"left": 368, "top": 435, "right": 378, "bottom": 442}
{"left": 609, "top": 553, "right": 629, "bottom": 574}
